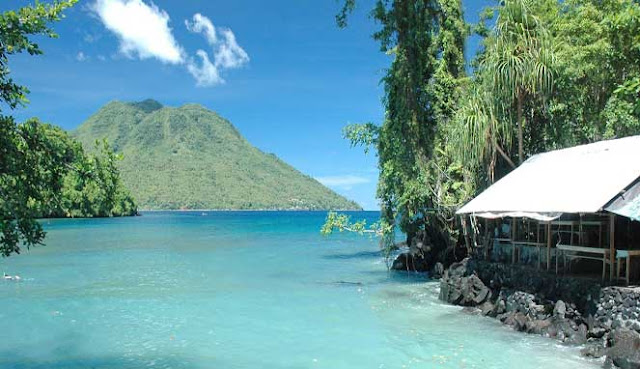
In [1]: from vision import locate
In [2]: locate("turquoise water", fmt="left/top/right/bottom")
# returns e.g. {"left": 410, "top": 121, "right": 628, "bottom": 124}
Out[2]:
{"left": 0, "top": 211, "right": 600, "bottom": 369}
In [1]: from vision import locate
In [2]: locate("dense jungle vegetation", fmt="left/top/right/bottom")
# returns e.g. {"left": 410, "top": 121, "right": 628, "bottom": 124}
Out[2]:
{"left": 323, "top": 0, "right": 640, "bottom": 268}
{"left": 0, "top": 1, "right": 136, "bottom": 257}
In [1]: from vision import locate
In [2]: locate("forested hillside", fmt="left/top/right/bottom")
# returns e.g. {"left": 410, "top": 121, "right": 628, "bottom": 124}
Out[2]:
{"left": 74, "top": 99, "right": 361, "bottom": 210}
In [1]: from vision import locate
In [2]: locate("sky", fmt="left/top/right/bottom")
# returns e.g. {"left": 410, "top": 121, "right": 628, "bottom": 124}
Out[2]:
{"left": 4, "top": 0, "right": 491, "bottom": 210}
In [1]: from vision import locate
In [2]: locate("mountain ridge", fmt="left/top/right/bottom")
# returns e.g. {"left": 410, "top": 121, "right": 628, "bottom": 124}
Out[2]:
{"left": 73, "top": 99, "right": 361, "bottom": 211}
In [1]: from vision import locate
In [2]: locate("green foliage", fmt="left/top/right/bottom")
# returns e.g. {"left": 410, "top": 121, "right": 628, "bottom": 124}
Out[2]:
{"left": 329, "top": 0, "right": 640, "bottom": 269}
{"left": 1, "top": 117, "right": 75, "bottom": 256}
{"left": 0, "top": 0, "right": 76, "bottom": 109}
{"left": 455, "top": 0, "right": 640, "bottom": 185}
{"left": 321, "top": 211, "right": 389, "bottom": 236}
{"left": 547, "top": 0, "right": 640, "bottom": 143}
{"left": 43, "top": 138, "right": 137, "bottom": 218}
{"left": 1, "top": 117, "right": 135, "bottom": 257}
{"left": 336, "top": 0, "right": 356, "bottom": 29}
{"left": 0, "top": 0, "right": 136, "bottom": 257}
{"left": 73, "top": 100, "right": 361, "bottom": 211}
{"left": 0, "top": 0, "right": 77, "bottom": 257}
{"left": 342, "top": 123, "right": 378, "bottom": 154}
{"left": 478, "top": 0, "right": 557, "bottom": 165}
{"left": 322, "top": 210, "right": 397, "bottom": 263}
{"left": 326, "top": 0, "right": 470, "bottom": 265}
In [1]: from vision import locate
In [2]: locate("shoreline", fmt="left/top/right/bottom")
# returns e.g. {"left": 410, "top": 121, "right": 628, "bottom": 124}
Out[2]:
{"left": 138, "top": 208, "right": 373, "bottom": 212}
{"left": 438, "top": 258, "right": 640, "bottom": 368}
{"left": 36, "top": 209, "right": 376, "bottom": 221}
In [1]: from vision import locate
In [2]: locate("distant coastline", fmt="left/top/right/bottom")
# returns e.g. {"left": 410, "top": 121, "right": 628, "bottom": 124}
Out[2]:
{"left": 138, "top": 208, "right": 375, "bottom": 212}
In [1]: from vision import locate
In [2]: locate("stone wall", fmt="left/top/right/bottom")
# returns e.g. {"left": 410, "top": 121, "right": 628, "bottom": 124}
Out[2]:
{"left": 439, "top": 258, "right": 640, "bottom": 369}
{"left": 594, "top": 287, "right": 640, "bottom": 333}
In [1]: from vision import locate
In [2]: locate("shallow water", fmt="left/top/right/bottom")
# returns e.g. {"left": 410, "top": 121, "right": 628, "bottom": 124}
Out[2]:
{"left": 0, "top": 211, "right": 601, "bottom": 368}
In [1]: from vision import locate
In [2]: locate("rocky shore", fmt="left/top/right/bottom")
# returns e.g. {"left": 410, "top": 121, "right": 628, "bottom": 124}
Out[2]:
{"left": 438, "top": 258, "right": 640, "bottom": 369}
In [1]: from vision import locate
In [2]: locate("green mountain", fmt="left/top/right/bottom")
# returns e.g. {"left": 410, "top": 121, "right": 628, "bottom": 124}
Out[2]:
{"left": 73, "top": 99, "right": 361, "bottom": 210}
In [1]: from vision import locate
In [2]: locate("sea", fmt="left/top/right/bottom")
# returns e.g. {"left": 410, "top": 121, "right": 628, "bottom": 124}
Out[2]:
{"left": 0, "top": 211, "right": 601, "bottom": 368}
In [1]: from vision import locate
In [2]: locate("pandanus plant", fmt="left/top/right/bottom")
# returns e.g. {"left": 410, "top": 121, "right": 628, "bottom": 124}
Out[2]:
{"left": 456, "top": 0, "right": 556, "bottom": 179}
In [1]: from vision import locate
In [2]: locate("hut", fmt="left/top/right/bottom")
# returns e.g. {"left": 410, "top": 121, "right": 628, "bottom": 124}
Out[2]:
{"left": 456, "top": 135, "right": 640, "bottom": 283}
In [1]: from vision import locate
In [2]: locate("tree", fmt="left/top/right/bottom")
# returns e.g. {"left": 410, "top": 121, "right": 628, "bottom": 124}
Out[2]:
{"left": 325, "top": 0, "right": 470, "bottom": 269}
{"left": 329, "top": 0, "right": 640, "bottom": 270}
{"left": 456, "top": 0, "right": 640, "bottom": 178}
{"left": 0, "top": 1, "right": 77, "bottom": 257}
{"left": 549, "top": 0, "right": 640, "bottom": 143}
{"left": 51, "top": 139, "right": 137, "bottom": 218}
{"left": 479, "top": 0, "right": 556, "bottom": 165}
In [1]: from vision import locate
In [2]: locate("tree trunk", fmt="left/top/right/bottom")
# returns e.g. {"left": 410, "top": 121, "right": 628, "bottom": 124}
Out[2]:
{"left": 517, "top": 89, "right": 524, "bottom": 164}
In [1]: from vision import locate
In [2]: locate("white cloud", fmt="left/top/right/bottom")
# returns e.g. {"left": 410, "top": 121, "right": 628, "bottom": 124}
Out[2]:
{"left": 76, "top": 51, "right": 87, "bottom": 61}
{"left": 185, "top": 13, "right": 217, "bottom": 45}
{"left": 214, "top": 29, "right": 249, "bottom": 69}
{"left": 316, "top": 175, "right": 370, "bottom": 190}
{"left": 187, "top": 50, "right": 223, "bottom": 87}
{"left": 185, "top": 13, "right": 249, "bottom": 87}
{"left": 91, "top": 0, "right": 184, "bottom": 64}
{"left": 90, "top": 2, "right": 249, "bottom": 87}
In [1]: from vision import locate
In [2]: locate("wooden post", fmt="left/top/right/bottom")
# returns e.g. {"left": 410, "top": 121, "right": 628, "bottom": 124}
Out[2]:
{"left": 599, "top": 221, "right": 602, "bottom": 248}
{"left": 579, "top": 216, "right": 583, "bottom": 246}
{"left": 536, "top": 221, "right": 541, "bottom": 269}
{"left": 626, "top": 256, "right": 631, "bottom": 285}
{"left": 512, "top": 217, "right": 517, "bottom": 264}
{"left": 462, "top": 216, "right": 471, "bottom": 254}
{"left": 609, "top": 214, "right": 616, "bottom": 281}
{"left": 483, "top": 218, "right": 490, "bottom": 260}
{"left": 546, "top": 221, "right": 552, "bottom": 271}
{"left": 570, "top": 222, "right": 574, "bottom": 245}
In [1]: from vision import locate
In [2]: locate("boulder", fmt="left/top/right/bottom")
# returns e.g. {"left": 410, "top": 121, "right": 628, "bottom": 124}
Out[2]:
{"left": 607, "top": 328, "right": 640, "bottom": 369}
{"left": 479, "top": 301, "right": 496, "bottom": 316}
{"left": 431, "top": 262, "right": 444, "bottom": 279}
{"left": 439, "top": 259, "right": 491, "bottom": 307}
{"left": 554, "top": 300, "right": 567, "bottom": 319}
{"left": 588, "top": 326, "right": 607, "bottom": 339}
{"left": 526, "top": 318, "right": 552, "bottom": 335}
{"left": 581, "top": 343, "right": 607, "bottom": 359}
{"left": 391, "top": 252, "right": 430, "bottom": 272}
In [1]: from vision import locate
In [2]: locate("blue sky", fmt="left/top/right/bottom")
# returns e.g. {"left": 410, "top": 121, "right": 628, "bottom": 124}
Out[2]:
{"left": 5, "top": 0, "right": 491, "bottom": 210}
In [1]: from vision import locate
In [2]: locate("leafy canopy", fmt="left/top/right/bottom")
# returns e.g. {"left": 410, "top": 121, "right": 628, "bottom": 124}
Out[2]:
{"left": 1, "top": 1, "right": 136, "bottom": 257}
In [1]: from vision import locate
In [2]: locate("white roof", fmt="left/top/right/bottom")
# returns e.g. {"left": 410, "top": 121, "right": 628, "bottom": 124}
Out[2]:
{"left": 457, "top": 135, "right": 640, "bottom": 220}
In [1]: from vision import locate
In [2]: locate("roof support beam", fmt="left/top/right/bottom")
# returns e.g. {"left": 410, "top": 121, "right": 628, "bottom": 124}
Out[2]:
{"left": 610, "top": 214, "right": 616, "bottom": 280}
{"left": 546, "top": 222, "right": 552, "bottom": 271}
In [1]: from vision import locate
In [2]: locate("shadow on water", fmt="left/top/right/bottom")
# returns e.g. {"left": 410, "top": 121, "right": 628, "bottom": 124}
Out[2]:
{"left": 359, "top": 269, "right": 430, "bottom": 281}
{"left": 0, "top": 334, "right": 204, "bottom": 369}
{"left": 321, "top": 250, "right": 382, "bottom": 260}
{"left": 316, "top": 269, "right": 431, "bottom": 289}
{"left": 0, "top": 356, "right": 200, "bottom": 369}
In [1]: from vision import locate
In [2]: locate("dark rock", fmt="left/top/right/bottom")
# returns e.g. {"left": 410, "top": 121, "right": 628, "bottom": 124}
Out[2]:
{"left": 391, "top": 252, "right": 430, "bottom": 272}
{"left": 479, "top": 301, "right": 495, "bottom": 316}
{"left": 431, "top": 262, "right": 444, "bottom": 279}
{"left": 495, "top": 298, "right": 506, "bottom": 315}
{"left": 527, "top": 319, "right": 551, "bottom": 335}
{"left": 624, "top": 298, "right": 634, "bottom": 308}
{"left": 502, "top": 312, "right": 516, "bottom": 326}
{"left": 581, "top": 343, "right": 607, "bottom": 359}
{"left": 607, "top": 328, "right": 640, "bottom": 369}
{"left": 566, "top": 323, "right": 588, "bottom": 345}
{"left": 512, "top": 313, "right": 529, "bottom": 332}
{"left": 554, "top": 300, "right": 567, "bottom": 319}
{"left": 439, "top": 259, "right": 491, "bottom": 307}
{"left": 447, "top": 258, "right": 474, "bottom": 278}
{"left": 588, "top": 327, "right": 607, "bottom": 339}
